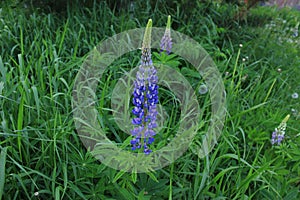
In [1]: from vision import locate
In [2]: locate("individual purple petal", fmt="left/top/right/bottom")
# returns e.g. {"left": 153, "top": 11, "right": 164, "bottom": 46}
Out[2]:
{"left": 132, "top": 117, "right": 142, "bottom": 125}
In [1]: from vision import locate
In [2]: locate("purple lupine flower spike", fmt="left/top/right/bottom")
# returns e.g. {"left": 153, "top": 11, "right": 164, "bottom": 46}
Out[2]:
{"left": 131, "top": 19, "right": 159, "bottom": 154}
{"left": 271, "top": 114, "right": 290, "bottom": 145}
{"left": 160, "top": 15, "right": 172, "bottom": 54}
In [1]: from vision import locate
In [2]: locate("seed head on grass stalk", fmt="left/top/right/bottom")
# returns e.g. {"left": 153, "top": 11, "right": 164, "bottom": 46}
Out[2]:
{"left": 131, "top": 19, "right": 158, "bottom": 154}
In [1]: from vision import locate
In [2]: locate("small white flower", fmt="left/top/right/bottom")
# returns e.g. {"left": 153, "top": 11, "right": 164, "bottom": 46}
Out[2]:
{"left": 239, "top": 44, "right": 243, "bottom": 48}
{"left": 242, "top": 58, "right": 246, "bottom": 62}
{"left": 198, "top": 84, "right": 208, "bottom": 95}
{"left": 34, "top": 192, "right": 39, "bottom": 196}
{"left": 242, "top": 74, "right": 248, "bottom": 81}
{"left": 291, "top": 92, "right": 299, "bottom": 99}
{"left": 291, "top": 108, "right": 297, "bottom": 113}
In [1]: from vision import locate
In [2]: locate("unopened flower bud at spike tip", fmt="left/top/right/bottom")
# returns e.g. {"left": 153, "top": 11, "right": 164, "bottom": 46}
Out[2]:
{"left": 282, "top": 114, "right": 290, "bottom": 123}
{"left": 142, "top": 19, "right": 152, "bottom": 49}
{"left": 147, "top": 19, "right": 152, "bottom": 26}
{"left": 167, "top": 15, "right": 171, "bottom": 29}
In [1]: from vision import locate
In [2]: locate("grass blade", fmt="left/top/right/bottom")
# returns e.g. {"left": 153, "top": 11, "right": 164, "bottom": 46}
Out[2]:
{"left": 0, "top": 147, "right": 8, "bottom": 200}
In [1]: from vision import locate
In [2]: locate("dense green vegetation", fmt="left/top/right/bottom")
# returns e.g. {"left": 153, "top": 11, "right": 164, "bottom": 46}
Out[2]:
{"left": 0, "top": 1, "right": 299, "bottom": 199}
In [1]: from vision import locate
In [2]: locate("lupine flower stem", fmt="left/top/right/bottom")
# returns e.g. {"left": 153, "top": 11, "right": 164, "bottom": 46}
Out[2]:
{"left": 271, "top": 114, "right": 290, "bottom": 145}
{"left": 131, "top": 19, "right": 158, "bottom": 154}
{"left": 160, "top": 15, "right": 172, "bottom": 54}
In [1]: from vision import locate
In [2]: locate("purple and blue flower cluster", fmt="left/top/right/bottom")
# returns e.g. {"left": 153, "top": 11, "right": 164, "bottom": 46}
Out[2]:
{"left": 130, "top": 19, "right": 158, "bottom": 154}
{"left": 130, "top": 16, "right": 172, "bottom": 154}
{"left": 271, "top": 129, "right": 285, "bottom": 145}
{"left": 130, "top": 17, "right": 172, "bottom": 154}
{"left": 271, "top": 114, "right": 290, "bottom": 145}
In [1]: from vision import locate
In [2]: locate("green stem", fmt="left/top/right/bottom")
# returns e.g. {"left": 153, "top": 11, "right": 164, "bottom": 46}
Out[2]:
{"left": 169, "top": 162, "right": 174, "bottom": 200}
{"left": 230, "top": 47, "right": 241, "bottom": 91}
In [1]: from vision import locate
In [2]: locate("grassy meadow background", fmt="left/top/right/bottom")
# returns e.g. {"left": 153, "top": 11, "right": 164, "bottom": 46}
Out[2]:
{"left": 0, "top": 0, "right": 299, "bottom": 199}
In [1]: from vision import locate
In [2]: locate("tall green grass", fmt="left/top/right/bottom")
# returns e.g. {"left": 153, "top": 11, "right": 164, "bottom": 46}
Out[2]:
{"left": 0, "top": 0, "right": 299, "bottom": 199}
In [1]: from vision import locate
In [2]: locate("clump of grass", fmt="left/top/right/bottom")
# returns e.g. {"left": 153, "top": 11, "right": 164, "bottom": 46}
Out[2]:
{"left": 0, "top": 0, "right": 299, "bottom": 199}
